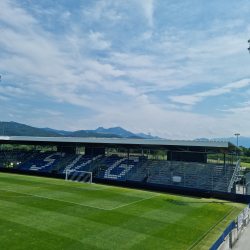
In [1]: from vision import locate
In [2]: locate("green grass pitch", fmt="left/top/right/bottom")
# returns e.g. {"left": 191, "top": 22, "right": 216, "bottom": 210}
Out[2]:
{"left": 0, "top": 173, "right": 243, "bottom": 250}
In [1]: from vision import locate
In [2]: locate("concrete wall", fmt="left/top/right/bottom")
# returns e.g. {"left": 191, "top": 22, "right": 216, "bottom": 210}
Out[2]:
{"left": 218, "top": 235, "right": 229, "bottom": 250}
{"left": 231, "top": 228, "right": 238, "bottom": 247}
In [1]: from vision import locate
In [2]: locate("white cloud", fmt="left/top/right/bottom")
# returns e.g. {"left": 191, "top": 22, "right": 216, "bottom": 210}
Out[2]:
{"left": 170, "top": 79, "right": 250, "bottom": 105}
{"left": 1, "top": 0, "right": 250, "bottom": 140}
{"left": 88, "top": 31, "right": 111, "bottom": 50}
{"left": 0, "top": 85, "right": 27, "bottom": 97}
{"left": 82, "top": 1, "right": 121, "bottom": 22}
{"left": 0, "top": 95, "right": 9, "bottom": 101}
{"left": 223, "top": 106, "right": 250, "bottom": 114}
{"left": 136, "top": 0, "right": 155, "bottom": 27}
{"left": 34, "top": 109, "right": 64, "bottom": 116}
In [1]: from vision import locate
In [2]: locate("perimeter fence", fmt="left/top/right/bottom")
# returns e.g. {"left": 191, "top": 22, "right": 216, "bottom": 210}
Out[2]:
{"left": 210, "top": 203, "right": 250, "bottom": 250}
{"left": 245, "top": 172, "right": 250, "bottom": 195}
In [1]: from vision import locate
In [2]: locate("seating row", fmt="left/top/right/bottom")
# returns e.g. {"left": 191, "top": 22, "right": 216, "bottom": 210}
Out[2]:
{"left": 129, "top": 160, "right": 236, "bottom": 192}
{"left": 16, "top": 151, "right": 72, "bottom": 172}
{"left": 98, "top": 155, "right": 146, "bottom": 181}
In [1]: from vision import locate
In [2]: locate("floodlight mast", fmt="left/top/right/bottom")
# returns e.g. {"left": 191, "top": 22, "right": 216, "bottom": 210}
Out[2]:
{"left": 234, "top": 133, "right": 240, "bottom": 147}
{"left": 234, "top": 133, "right": 240, "bottom": 162}
{"left": 248, "top": 39, "right": 250, "bottom": 53}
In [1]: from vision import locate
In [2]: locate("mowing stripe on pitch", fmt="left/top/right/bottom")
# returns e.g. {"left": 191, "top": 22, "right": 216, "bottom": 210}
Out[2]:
{"left": 109, "top": 194, "right": 160, "bottom": 210}
{"left": 0, "top": 188, "right": 159, "bottom": 211}
{"left": 0, "top": 188, "right": 108, "bottom": 210}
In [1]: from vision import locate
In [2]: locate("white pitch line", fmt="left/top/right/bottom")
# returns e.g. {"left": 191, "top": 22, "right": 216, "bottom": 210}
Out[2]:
{"left": 0, "top": 188, "right": 108, "bottom": 210}
{"left": 109, "top": 194, "right": 159, "bottom": 210}
{"left": 0, "top": 174, "right": 111, "bottom": 191}
{"left": 0, "top": 188, "right": 159, "bottom": 211}
{"left": 0, "top": 195, "right": 31, "bottom": 197}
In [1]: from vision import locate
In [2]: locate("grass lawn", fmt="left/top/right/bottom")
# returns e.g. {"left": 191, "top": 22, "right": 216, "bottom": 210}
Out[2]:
{"left": 241, "top": 162, "right": 250, "bottom": 169}
{"left": 0, "top": 173, "right": 246, "bottom": 250}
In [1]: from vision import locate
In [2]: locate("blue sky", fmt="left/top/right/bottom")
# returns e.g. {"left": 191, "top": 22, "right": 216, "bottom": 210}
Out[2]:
{"left": 0, "top": 0, "right": 250, "bottom": 139}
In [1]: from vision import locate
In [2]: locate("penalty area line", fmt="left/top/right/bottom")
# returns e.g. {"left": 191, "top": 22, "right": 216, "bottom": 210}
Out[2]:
{"left": 109, "top": 194, "right": 160, "bottom": 210}
{"left": 0, "top": 188, "right": 108, "bottom": 211}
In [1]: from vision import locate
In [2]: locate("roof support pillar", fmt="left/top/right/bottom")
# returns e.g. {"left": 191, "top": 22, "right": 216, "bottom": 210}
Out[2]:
{"left": 91, "top": 147, "right": 93, "bottom": 165}
{"left": 126, "top": 148, "right": 130, "bottom": 180}
{"left": 171, "top": 151, "right": 173, "bottom": 171}
{"left": 127, "top": 148, "right": 129, "bottom": 167}
{"left": 224, "top": 151, "right": 227, "bottom": 176}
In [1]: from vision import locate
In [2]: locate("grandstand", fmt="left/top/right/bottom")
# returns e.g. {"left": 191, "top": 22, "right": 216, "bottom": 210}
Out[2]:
{"left": 128, "top": 160, "right": 236, "bottom": 192}
{"left": 96, "top": 154, "right": 146, "bottom": 181}
{"left": 59, "top": 154, "right": 103, "bottom": 174}
{"left": 1, "top": 136, "right": 249, "bottom": 250}
{"left": 0, "top": 136, "right": 243, "bottom": 195}
{"left": 16, "top": 151, "right": 72, "bottom": 172}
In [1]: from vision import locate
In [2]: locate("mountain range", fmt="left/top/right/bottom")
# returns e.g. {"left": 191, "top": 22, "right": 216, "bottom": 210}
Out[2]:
{"left": 1, "top": 122, "right": 249, "bottom": 147}
{"left": 0, "top": 122, "right": 160, "bottom": 139}
{"left": 42, "top": 126, "right": 162, "bottom": 139}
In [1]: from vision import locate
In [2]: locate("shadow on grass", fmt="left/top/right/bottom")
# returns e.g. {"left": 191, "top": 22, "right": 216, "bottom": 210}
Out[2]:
{"left": 163, "top": 198, "right": 232, "bottom": 206}
{"left": 163, "top": 199, "right": 188, "bottom": 206}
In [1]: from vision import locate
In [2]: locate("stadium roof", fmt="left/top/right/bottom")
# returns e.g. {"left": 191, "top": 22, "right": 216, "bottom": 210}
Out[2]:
{"left": 0, "top": 136, "right": 241, "bottom": 155}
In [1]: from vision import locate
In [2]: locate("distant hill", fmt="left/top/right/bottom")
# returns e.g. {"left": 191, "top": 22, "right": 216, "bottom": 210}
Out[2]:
{"left": 195, "top": 138, "right": 209, "bottom": 141}
{"left": 86, "top": 126, "right": 162, "bottom": 139}
{"left": 135, "top": 133, "right": 163, "bottom": 140}
{"left": 42, "top": 127, "right": 73, "bottom": 136}
{"left": 69, "top": 130, "right": 123, "bottom": 138}
{"left": 89, "top": 126, "right": 163, "bottom": 139}
{"left": 0, "top": 121, "right": 162, "bottom": 140}
{"left": 0, "top": 122, "right": 61, "bottom": 137}
{"left": 91, "top": 127, "right": 135, "bottom": 138}
{"left": 3, "top": 122, "right": 250, "bottom": 147}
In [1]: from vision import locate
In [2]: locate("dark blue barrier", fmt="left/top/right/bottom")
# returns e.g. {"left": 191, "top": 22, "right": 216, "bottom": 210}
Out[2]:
{"left": 210, "top": 234, "right": 224, "bottom": 250}
{"left": 224, "top": 220, "right": 235, "bottom": 236}
{"left": 1, "top": 167, "right": 250, "bottom": 203}
{"left": 0, "top": 167, "right": 65, "bottom": 179}
{"left": 210, "top": 220, "right": 235, "bottom": 250}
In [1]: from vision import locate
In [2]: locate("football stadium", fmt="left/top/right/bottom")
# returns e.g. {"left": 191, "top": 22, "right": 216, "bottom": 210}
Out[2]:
{"left": 0, "top": 136, "right": 250, "bottom": 249}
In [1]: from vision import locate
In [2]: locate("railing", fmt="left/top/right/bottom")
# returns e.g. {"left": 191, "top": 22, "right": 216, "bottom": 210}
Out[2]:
{"left": 89, "top": 155, "right": 107, "bottom": 173}
{"left": 13, "top": 151, "right": 40, "bottom": 168}
{"left": 125, "top": 157, "right": 147, "bottom": 181}
{"left": 51, "top": 154, "right": 76, "bottom": 173}
{"left": 228, "top": 159, "right": 241, "bottom": 192}
{"left": 128, "top": 159, "right": 153, "bottom": 181}
{"left": 210, "top": 203, "right": 250, "bottom": 250}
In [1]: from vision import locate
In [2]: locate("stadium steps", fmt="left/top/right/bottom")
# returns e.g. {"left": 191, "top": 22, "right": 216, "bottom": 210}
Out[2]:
{"left": 128, "top": 159, "right": 153, "bottom": 182}
{"left": 60, "top": 154, "right": 103, "bottom": 174}
{"left": 95, "top": 155, "right": 145, "bottom": 181}
{"left": 143, "top": 160, "right": 237, "bottom": 193}
{"left": 89, "top": 155, "right": 108, "bottom": 173}
{"left": 16, "top": 151, "right": 72, "bottom": 173}
{"left": 54, "top": 154, "right": 80, "bottom": 173}
{"left": 147, "top": 160, "right": 172, "bottom": 184}
{"left": 0, "top": 150, "right": 38, "bottom": 168}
